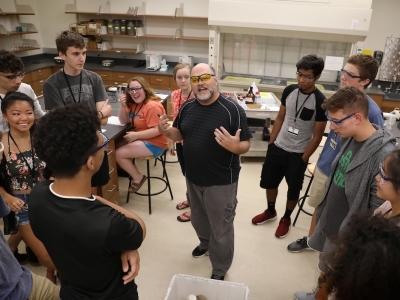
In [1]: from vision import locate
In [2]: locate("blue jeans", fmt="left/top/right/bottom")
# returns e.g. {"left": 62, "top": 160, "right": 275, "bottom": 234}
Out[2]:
{"left": 14, "top": 193, "right": 30, "bottom": 227}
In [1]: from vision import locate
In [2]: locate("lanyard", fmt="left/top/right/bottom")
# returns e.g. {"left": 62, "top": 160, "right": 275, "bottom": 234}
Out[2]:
{"left": 8, "top": 132, "right": 36, "bottom": 183}
{"left": 130, "top": 103, "right": 144, "bottom": 126}
{"left": 179, "top": 90, "right": 192, "bottom": 107}
{"left": 294, "top": 90, "right": 312, "bottom": 123}
{"left": 62, "top": 68, "right": 82, "bottom": 105}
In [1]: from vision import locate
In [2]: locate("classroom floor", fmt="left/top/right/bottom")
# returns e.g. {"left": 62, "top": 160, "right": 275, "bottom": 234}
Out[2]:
{"left": 8, "top": 146, "right": 323, "bottom": 300}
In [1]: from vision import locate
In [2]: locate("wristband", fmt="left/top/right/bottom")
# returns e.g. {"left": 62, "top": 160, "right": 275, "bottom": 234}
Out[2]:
{"left": 98, "top": 111, "right": 104, "bottom": 118}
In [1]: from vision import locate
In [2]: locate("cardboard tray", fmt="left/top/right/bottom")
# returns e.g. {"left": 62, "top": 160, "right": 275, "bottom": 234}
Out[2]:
{"left": 164, "top": 274, "right": 249, "bottom": 300}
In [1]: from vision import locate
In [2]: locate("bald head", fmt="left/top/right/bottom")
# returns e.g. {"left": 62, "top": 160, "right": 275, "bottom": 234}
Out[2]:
{"left": 191, "top": 63, "right": 215, "bottom": 76}
{"left": 190, "top": 63, "right": 219, "bottom": 105}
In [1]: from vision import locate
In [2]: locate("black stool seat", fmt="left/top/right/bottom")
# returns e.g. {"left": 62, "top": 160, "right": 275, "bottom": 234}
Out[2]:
{"left": 126, "top": 150, "right": 173, "bottom": 214}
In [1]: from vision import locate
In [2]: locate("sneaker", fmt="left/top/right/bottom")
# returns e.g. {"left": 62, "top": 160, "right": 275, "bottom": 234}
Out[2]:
{"left": 294, "top": 290, "right": 317, "bottom": 300}
{"left": 275, "top": 217, "right": 291, "bottom": 238}
{"left": 251, "top": 209, "right": 277, "bottom": 225}
{"left": 192, "top": 246, "right": 209, "bottom": 258}
{"left": 13, "top": 249, "right": 28, "bottom": 263}
{"left": 287, "top": 236, "right": 312, "bottom": 253}
{"left": 211, "top": 274, "right": 225, "bottom": 281}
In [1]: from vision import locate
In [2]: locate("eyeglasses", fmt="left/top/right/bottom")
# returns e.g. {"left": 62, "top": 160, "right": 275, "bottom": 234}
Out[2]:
{"left": 0, "top": 71, "right": 25, "bottom": 81}
{"left": 84, "top": 132, "right": 110, "bottom": 164}
{"left": 296, "top": 71, "right": 315, "bottom": 81}
{"left": 127, "top": 87, "right": 143, "bottom": 93}
{"left": 340, "top": 69, "right": 362, "bottom": 79}
{"left": 378, "top": 162, "right": 400, "bottom": 185}
{"left": 327, "top": 112, "right": 356, "bottom": 128}
{"left": 190, "top": 73, "right": 215, "bottom": 84}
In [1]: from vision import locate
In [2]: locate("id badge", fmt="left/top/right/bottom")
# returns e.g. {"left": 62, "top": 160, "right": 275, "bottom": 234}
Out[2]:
{"left": 330, "top": 138, "right": 337, "bottom": 150}
{"left": 288, "top": 126, "right": 299, "bottom": 136}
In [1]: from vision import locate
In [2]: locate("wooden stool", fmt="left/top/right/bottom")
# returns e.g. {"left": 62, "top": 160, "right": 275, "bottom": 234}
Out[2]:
{"left": 126, "top": 150, "right": 173, "bottom": 214}
{"left": 293, "top": 162, "right": 316, "bottom": 226}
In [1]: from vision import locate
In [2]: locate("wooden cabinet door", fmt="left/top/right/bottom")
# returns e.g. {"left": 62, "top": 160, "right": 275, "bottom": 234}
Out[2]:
{"left": 150, "top": 74, "right": 170, "bottom": 90}
{"left": 31, "top": 68, "right": 52, "bottom": 81}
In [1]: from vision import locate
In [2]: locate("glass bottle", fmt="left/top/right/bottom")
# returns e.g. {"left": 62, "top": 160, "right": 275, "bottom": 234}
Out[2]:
{"left": 107, "top": 19, "right": 114, "bottom": 34}
{"left": 245, "top": 86, "right": 255, "bottom": 104}
{"left": 120, "top": 20, "right": 126, "bottom": 35}
{"left": 113, "top": 20, "right": 121, "bottom": 35}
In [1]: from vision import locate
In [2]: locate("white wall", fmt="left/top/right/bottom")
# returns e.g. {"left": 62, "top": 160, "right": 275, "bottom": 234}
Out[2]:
{"left": 363, "top": 0, "right": 400, "bottom": 51}
{"left": 7, "top": 0, "right": 400, "bottom": 58}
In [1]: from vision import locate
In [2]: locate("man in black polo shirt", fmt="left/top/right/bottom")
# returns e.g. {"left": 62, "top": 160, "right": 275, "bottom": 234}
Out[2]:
{"left": 158, "top": 63, "right": 252, "bottom": 281}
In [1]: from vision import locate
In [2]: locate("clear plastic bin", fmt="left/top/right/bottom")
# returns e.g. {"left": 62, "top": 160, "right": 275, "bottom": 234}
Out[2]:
{"left": 164, "top": 274, "right": 250, "bottom": 300}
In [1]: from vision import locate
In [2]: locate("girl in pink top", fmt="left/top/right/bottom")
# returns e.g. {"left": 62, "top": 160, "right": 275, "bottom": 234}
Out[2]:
{"left": 169, "top": 63, "right": 194, "bottom": 222}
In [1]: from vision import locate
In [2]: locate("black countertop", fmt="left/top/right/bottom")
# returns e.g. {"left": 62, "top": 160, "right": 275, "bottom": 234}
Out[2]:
{"left": 22, "top": 54, "right": 175, "bottom": 76}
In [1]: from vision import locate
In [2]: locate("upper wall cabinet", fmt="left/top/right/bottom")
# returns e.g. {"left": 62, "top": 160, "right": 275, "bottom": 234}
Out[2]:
{"left": 65, "top": 0, "right": 209, "bottom": 54}
{"left": 0, "top": 0, "right": 40, "bottom": 52}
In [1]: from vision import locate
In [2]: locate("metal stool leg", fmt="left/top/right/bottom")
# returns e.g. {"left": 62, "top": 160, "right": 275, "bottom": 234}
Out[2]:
{"left": 293, "top": 175, "right": 314, "bottom": 226}
{"left": 160, "top": 153, "right": 173, "bottom": 200}
{"left": 146, "top": 159, "right": 151, "bottom": 214}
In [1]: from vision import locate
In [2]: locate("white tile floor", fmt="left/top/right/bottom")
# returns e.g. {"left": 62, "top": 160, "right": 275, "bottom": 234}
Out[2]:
{"left": 7, "top": 146, "right": 324, "bottom": 300}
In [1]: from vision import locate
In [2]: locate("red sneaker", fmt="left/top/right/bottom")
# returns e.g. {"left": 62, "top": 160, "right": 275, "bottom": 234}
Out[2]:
{"left": 252, "top": 210, "right": 277, "bottom": 225}
{"left": 275, "top": 217, "right": 291, "bottom": 238}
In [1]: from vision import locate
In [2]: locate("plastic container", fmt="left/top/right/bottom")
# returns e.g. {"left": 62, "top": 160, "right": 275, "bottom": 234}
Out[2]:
{"left": 107, "top": 19, "right": 114, "bottom": 34}
{"left": 113, "top": 20, "right": 120, "bottom": 34}
{"left": 120, "top": 20, "right": 126, "bottom": 35}
{"left": 164, "top": 274, "right": 249, "bottom": 300}
{"left": 127, "top": 20, "right": 135, "bottom": 35}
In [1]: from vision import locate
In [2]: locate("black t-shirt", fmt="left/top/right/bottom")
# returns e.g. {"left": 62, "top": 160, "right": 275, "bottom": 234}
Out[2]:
{"left": 173, "top": 94, "right": 252, "bottom": 186}
{"left": 29, "top": 181, "right": 143, "bottom": 300}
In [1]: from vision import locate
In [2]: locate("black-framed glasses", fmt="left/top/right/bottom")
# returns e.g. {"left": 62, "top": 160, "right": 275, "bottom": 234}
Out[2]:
{"left": 378, "top": 162, "right": 400, "bottom": 185}
{"left": 83, "top": 132, "right": 110, "bottom": 164}
{"left": 327, "top": 112, "right": 356, "bottom": 128}
{"left": 190, "top": 73, "right": 215, "bottom": 84}
{"left": 0, "top": 71, "right": 25, "bottom": 81}
{"left": 127, "top": 87, "right": 143, "bottom": 93}
{"left": 340, "top": 69, "right": 362, "bottom": 79}
{"left": 296, "top": 71, "right": 315, "bottom": 81}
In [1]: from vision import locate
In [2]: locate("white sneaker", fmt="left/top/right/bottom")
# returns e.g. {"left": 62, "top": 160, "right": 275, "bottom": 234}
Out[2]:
{"left": 294, "top": 290, "right": 317, "bottom": 300}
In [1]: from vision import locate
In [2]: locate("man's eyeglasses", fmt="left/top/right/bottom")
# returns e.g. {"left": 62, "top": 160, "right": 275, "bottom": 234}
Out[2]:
{"left": 0, "top": 71, "right": 25, "bottom": 81}
{"left": 296, "top": 71, "right": 315, "bottom": 81}
{"left": 378, "top": 162, "right": 400, "bottom": 185}
{"left": 340, "top": 69, "right": 362, "bottom": 79}
{"left": 190, "top": 73, "right": 215, "bottom": 84}
{"left": 327, "top": 112, "right": 356, "bottom": 128}
{"left": 127, "top": 87, "right": 143, "bottom": 93}
{"left": 84, "top": 132, "right": 110, "bottom": 164}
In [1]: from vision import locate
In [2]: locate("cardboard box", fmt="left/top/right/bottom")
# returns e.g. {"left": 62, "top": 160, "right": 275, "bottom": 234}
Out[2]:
{"left": 164, "top": 274, "right": 249, "bottom": 300}
{"left": 86, "top": 22, "right": 101, "bottom": 35}
{"left": 69, "top": 23, "right": 77, "bottom": 32}
{"left": 76, "top": 24, "right": 87, "bottom": 35}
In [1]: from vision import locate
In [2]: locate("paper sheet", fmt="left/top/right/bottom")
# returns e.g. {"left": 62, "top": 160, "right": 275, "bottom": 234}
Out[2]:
{"left": 325, "top": 56, "right": 344, "bottom": 71}
{"left": 155, "top": 93, "right": 169, "bottom": 100}
{"left": 107, "top": 116, "right": 126, "bottom": 126}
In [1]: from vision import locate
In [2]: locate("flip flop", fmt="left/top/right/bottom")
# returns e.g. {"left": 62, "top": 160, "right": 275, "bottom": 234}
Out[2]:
{"left": 177, "top": 211, "right": 191, "bottom": 222}
{"left": 176, "top": 201, "right": 190, "bottom": 210}
{"left": 129, "top": 175, "right": 147, "bottom": 193}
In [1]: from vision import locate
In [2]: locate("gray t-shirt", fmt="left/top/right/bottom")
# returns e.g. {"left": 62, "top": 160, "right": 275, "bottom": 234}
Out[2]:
{"left": 43, "top": 69, "right": 107, "bottom": 111}
{"left": 320, "top": 138, "right": 365, "bottom": 238}
{"left": 275, "top": 84, "right": 327, "bottom": 153}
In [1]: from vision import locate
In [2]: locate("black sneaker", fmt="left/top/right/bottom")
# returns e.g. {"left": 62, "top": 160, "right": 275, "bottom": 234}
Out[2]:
{"left": 211, "top": 274, "right": 225, "bottom": 281}
{"left": 287, "top": 236, "right": 312, "bottom": 253}
{"left": 192, "top": 246, "right": 209, "bottom": 258}
{"left": 26, "top": 246, "right": 40, "bottom": 264}
{"left": 13, "top": 249, "right": 28, "bottom": 263}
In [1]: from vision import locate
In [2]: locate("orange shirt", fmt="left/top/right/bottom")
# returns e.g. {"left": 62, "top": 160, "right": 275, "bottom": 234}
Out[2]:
{"left": 125, "top": 100, "right": 168, "bottom": 149}
{"left": 171, "top": 89, "right": 194, "bottom": 121}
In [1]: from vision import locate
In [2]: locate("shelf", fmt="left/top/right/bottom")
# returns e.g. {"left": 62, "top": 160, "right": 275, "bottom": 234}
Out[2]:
{"left": 0, "top": 12, "right": 34, "bottom": 16}
{"left": 102, "top": 48, "right": 138, "bottom": 54}
{"left": 0, "top": 31, "right": 37, "bottom": 36}
{"left": 0, "top": 1, "right": 35, "bottom": 15}
{"left": 13, "top": 47, "right": 40, "bottom": 52}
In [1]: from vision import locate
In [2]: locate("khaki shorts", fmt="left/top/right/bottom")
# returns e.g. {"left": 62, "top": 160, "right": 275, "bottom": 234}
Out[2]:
{"left": 307, "top": 166, "right": 329, "bottom": 208}
{"left": 28, "top": 272, "right": 60, "bottom": 300}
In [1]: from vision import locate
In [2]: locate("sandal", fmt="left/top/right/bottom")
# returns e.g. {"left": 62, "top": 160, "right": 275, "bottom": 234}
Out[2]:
{"left": 176, "top": 201, "right": 190, "bottom": 210}
{"left": 177, "top": 211, "right": 191, "bottom": 222}
{"left": 128, "top": 175, "right": 147, "bottom": 193}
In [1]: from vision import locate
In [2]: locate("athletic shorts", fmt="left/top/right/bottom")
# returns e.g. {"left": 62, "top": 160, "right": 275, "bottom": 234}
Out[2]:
{"left": 260, "top": 143, "right": 308, "bottom": 200}
{"left": 143, "top": 141, "right": 165, "bottom": 158}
